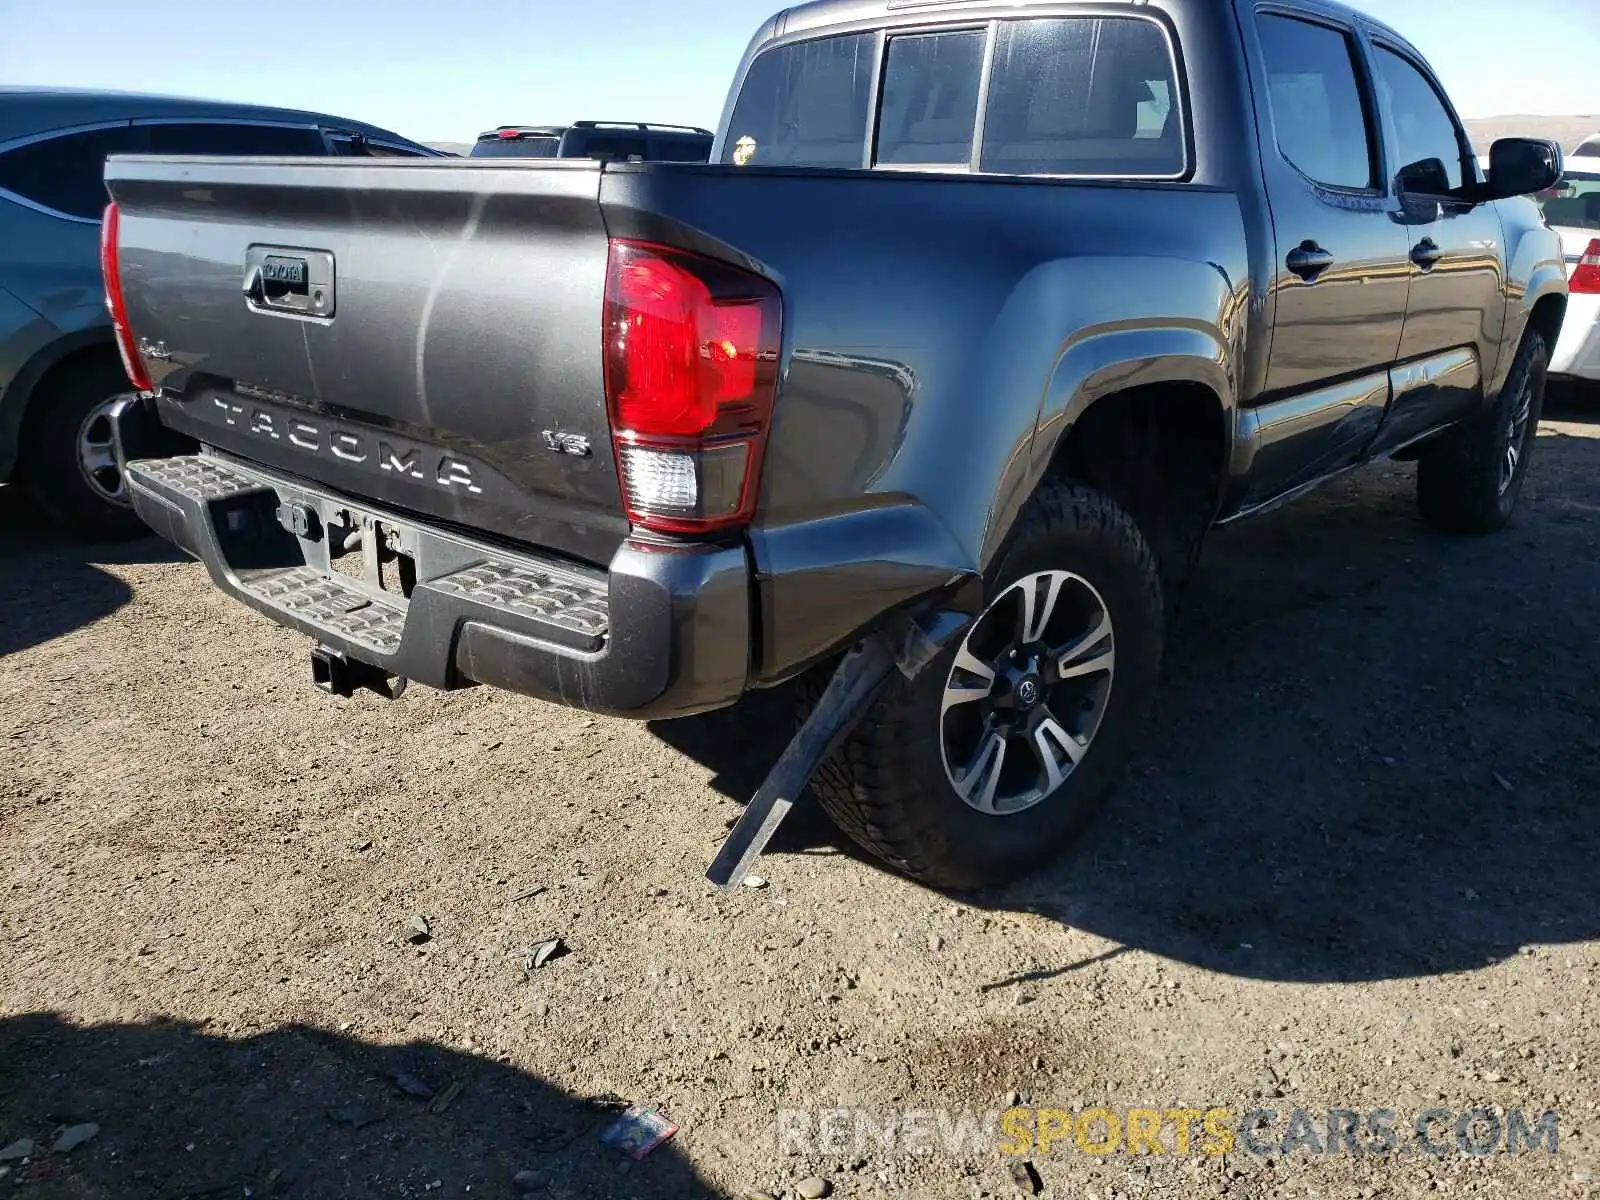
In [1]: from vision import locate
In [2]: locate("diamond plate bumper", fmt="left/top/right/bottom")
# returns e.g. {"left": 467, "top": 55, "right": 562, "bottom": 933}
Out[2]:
{"left": 114, "top": 404, "right": 752, "bottom": 717}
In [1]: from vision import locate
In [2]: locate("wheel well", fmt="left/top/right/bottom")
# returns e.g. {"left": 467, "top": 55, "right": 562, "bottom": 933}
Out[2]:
{"left": 1527, "top": 294, "right": 1566, "bottom": 356}
{"left": 10, "top": 341, "right": 123, "bottom": 458}
{"left": 1047, "top": 382, "right": 1228, "bottom": 605}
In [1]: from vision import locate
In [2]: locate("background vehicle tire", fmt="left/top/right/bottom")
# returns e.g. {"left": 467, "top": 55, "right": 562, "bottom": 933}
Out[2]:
{"left": 19, "top": 355, "right": 147, "bottom": 539}
{"left": 809, "top": 481, "right": 1163, "bottom": 890}
{"left": 1416, "top": 329, "right": 1547, "bottom": 535}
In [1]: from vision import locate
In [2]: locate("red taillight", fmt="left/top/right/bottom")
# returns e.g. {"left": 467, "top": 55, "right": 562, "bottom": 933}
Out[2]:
{"left": 497, "top": 128, "right": 521, "bottom": 139}
{"left": 1570, "top": 238, "right": 1600, "bottom": 295}
{"left": 602, "top": 239, "right": 781, "bottom": 534}
{"left": 100, "top": 202, "right": 152, "bottom": 392}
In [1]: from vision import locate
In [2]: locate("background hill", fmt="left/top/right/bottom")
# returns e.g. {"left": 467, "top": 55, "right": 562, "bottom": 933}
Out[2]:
{"left": 1463, "top": 115, "right": 1598, "bottom": 154}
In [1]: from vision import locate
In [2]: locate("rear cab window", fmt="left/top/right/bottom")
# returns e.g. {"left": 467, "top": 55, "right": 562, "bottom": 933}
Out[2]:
{"left": 876, "top": 30, "right": 985, "bottom": 167}
{"left": 981, "top": 18, "right": 1184, "bottom": 176}
{"left": 725, "top": 33, "right": 876, "bottom": 168}
{"left": 722, "top": 16, "right": 1186, "bottom": 178}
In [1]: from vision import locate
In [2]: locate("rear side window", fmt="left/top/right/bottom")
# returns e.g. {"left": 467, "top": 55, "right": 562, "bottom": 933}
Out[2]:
{"left": 142, "top": 122, "right": 327, "bottom": 157}
{"left": 876, "top": 30, "right": 985, "bottom": 166}
{"left": 980, "top": 18, "right": 1184, "bottom": 176}
{"left": 722, "top": 32, "right": 875, "bottom": 168}
{"left": 0, "top": 125, "right": 142, "bottom": 219}
{"left": 1256, "top": 15, "right": 1375, "bottom": 190}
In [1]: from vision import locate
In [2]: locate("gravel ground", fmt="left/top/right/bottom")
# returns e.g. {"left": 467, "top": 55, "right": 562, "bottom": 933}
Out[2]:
{"left": 2, "top": 400, "right": 1598, "bottom": 1200}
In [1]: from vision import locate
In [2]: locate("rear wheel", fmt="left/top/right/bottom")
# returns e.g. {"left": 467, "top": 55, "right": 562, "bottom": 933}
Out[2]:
{"left": 810, "top": 481, "right": 1163, "bottom": 889}
{"left": 1416, "top": 328, "right": 1547, "bottom": 534}
{"left": 20, "top": 356, "right": 147, "bottom": 539}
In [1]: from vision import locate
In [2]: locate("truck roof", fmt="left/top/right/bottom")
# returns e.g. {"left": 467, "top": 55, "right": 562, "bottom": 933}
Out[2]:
{"left": 767, "top": 0, "right": 1422, "bottom": 60}
{"left": 0, "top": 86, "right": 422, "bottom": 148}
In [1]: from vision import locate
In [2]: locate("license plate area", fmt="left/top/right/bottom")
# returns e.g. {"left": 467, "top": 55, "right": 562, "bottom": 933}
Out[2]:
{"left": 323, "top": 509, "right": 417, "bottom": 600}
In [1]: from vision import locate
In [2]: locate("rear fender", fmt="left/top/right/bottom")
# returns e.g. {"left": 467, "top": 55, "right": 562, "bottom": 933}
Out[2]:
{"left": 983, "top": 269, "right": 1240, "bottom": 567}
{"left": 1489, "top": 207, "right": 1568, "bottom": 399}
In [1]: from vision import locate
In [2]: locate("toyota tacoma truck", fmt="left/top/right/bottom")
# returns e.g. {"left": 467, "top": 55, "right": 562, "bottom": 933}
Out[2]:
{"left": 101, "top": 0, "right": 1566, "bottom": 889}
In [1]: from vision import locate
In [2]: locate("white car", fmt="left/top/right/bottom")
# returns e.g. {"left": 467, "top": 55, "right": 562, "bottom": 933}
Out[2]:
{"left": 1538, "top": 154, "right": 1600, "bottom": 384}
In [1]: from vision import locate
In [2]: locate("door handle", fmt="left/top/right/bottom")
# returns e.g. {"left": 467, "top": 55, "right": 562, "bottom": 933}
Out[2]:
{"left": 1286, "top": 240, "right": 1335, "bottom": 282}
{"left": 1410, "top": 237, "right": 1444, "bottom": 269}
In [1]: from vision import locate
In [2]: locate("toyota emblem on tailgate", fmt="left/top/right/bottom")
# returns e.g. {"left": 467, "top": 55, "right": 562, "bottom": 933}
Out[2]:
{"left": 243, "top": 245, "right": 335, "bottom": 318}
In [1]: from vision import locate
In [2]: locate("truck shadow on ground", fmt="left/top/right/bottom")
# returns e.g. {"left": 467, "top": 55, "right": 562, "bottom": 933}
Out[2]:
{"left": 0, "top": 488, "right": 182, "bottom": 657}
{"left": 655, "top": 425, "right": 1600, "bottom": 986}
{"left": 0, "top": 1012, "right": 717, "bottom": 1200}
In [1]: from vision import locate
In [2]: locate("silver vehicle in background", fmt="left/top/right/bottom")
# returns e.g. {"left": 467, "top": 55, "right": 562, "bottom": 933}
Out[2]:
{"left": 0, "top": 87, "right": 438, "bottom": 536}
{"left": 1538, "top": 154, "right": 1600, "bottom": 385}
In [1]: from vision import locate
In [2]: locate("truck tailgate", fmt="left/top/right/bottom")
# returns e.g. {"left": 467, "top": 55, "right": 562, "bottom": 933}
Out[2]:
{"left": 105, "top": 156, "right": 628, "bottom": 566}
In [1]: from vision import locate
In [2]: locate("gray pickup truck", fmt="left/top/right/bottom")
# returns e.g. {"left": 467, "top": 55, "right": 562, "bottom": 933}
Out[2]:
{"left": 103, "top": 0, "right": 1566, "bottom": 889}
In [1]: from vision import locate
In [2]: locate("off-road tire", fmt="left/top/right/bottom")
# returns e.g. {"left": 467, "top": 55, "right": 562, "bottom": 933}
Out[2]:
{"left": 19, "top": 355, "right": 146, "bottom": 539}
{"left": 1416, "top": 328, "right": 1547, "bottom": 535}
{"left": 808, "top": 481, "right": 1164, "bottom": 890}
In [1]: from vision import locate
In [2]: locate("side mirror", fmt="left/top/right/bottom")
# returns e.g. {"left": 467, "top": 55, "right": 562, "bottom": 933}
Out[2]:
{"left": 1484, "top": 137, "right": 1563, "bottom": 199}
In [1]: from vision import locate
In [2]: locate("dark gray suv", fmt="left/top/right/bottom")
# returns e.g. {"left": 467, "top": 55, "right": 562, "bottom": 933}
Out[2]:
{"left": 469, "top": 121, "right": 713, "bottom": 162}
{"left": 0, "top": 87, "right": 439, "bottom": 536}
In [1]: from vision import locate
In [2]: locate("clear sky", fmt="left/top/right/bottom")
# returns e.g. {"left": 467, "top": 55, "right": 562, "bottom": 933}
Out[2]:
{"left": 1, "top": 0, "right": 1595, "bottom": 142}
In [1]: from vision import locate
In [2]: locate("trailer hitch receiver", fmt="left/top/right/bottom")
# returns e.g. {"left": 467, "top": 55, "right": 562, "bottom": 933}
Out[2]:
{"left": 310, "top": 644, "right": 408, "bottom": 700}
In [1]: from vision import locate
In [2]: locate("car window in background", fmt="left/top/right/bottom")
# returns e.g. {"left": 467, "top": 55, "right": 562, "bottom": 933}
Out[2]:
{"left": 360, "top": 142, "right": 435, "bottom": 158}
{"left": 142, "top": 122, "right": 326, "bottom": 157}
{"left": 1255, "top": 14, "right": 1375, "bottom": 190}
{"left": 326, "top": 133, "right": 436, "bottom": 157}
{"left": 1372, "top": 46, "right": 1470, "bottom": 194}
{"left": 980, "top": 18, "right": 1184, "bottom": 176}
{"left": 652, "top": 138, "right": 713, "bottom": 162}
{"left": 875, "top": 30, "right": 985, "bottom": 166}
{"left": 570, "top": 135, "right": 647, "bottom": 161}
{"left": 1539, "top": 171, "right": 1600, "bottom": 232}
{"left": 722, "top": 32, "right": 874, "bottom": 168}
{"left": 0, "top": 124, "right": 143, "bottom": 219}
{"left": 469, "top": 136, "right": 560, "bottom": 158}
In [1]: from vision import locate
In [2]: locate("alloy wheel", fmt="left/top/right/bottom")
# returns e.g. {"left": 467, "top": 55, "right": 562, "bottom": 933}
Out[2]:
{"left": 939, "top": 569, "right": 1116, "bottom": 816}
{"left": 1499, "top": 375, "right": 1535, "bottom": 497}
{"left": 76, "top": 396, "right": 131, "bottom": 507}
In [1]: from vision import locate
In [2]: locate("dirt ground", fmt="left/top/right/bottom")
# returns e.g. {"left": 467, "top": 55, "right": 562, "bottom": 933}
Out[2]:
{"left": 2, "top": 397, "right": 1598, "bottom": 1200}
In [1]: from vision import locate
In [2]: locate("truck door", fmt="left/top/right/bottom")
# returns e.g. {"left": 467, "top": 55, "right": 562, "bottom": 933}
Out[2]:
{"left": 1239, "top": 8, "right": 1413, "bottom": 505}
{"left": 1363, "top": 37, "right": 1506, "bottom": 456}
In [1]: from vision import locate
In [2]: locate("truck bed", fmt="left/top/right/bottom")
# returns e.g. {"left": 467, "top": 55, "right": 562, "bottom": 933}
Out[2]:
{"left": 110, "top": 156, "right": 628, "bottom": 566}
